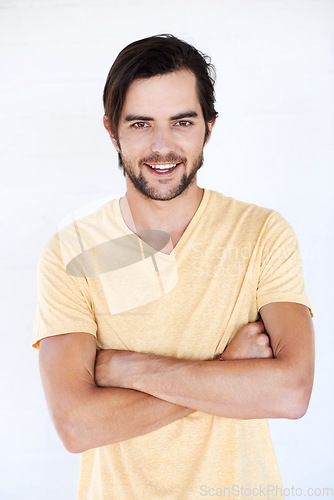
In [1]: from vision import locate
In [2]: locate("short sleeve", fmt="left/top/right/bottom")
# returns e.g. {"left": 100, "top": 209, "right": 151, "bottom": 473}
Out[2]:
{"left": 32, "top": 234, "right": 97, "bottom": 349}
{"left": 256, "top": 211, "right": 312, "bottom": 315}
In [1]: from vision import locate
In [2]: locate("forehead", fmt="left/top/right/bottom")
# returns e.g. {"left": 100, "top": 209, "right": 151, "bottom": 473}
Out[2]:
{"left": 121, "top": 70, "right": 203, "bottom": 119}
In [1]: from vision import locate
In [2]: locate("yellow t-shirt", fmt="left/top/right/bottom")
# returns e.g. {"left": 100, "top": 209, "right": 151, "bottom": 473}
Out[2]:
{"left": 33, "top": 190, "right": 311, "bottom": 500}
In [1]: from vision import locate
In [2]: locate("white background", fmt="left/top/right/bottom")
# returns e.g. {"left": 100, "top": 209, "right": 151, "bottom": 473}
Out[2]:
{"left": 0, "top": 0, "right": 333, "bottom": 498}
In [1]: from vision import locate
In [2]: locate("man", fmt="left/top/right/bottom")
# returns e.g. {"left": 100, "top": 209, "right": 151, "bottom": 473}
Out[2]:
{"left": 33, "top": 34, "right": 314, "bottom": 499}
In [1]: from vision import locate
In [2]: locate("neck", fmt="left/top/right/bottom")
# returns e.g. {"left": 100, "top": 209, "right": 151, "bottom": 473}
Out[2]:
{"left": 120, "top": 178, "right": 204, "bottom": 249}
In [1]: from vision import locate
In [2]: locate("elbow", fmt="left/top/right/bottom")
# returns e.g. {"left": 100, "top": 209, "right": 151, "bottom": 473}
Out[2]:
{"left": 56, "top": 420, "right": 84, "bottom": 454}
{"left": 286, "top": 397, "right": 309, "bottom": 420}
{"left": 52, "top": 411, "right": 90, "bottom": 454}
{"left": 284, "top": 379, "right": 313, "bottom": 420}
{"left": 273, "top": 357, "right": 314, "bottom": 420}
{"left": 53, "top": 409, "right": 120, "bottom": 454}
{"left": 61, "top": 425, "right": 86, "bottom": 454}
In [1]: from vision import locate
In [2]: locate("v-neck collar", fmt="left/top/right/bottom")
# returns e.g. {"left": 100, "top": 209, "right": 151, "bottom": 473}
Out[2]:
{"left": 114, "top": 189, "right": 211, "bottom": 257}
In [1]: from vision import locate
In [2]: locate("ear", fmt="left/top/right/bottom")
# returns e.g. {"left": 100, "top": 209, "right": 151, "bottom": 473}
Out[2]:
{"left": 204, "top": 118, "right": 216, "bottom": 145}
{"left": 103, "top": 115, "right": 120, "bottom": 152}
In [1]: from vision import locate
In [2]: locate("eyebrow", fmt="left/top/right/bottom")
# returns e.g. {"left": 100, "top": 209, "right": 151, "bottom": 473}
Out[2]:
{"left": 124, "top": 114, "right": 153, "bottom": 122}
{"left": 124, "top": 111, "right": 199, "bottom": 122}
{"left": 170, "top": 111, "right": 199, "bottom": 121}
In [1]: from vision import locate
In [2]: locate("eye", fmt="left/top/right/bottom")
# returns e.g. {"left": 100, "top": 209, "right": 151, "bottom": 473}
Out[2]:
{"left": 132, "top": 122, "right": 149, "bottom": 129}
{"left": 175, "top": 120, "right": 192, "bottom": 127}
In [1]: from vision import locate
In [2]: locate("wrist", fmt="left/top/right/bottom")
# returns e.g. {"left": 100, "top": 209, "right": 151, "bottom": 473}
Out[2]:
{"left": 125, "top": 351, "right": 156, "bottom": 391}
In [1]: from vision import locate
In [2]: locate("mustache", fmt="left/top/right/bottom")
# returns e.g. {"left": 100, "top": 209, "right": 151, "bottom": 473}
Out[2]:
{"left": 140, "top": 153, "right": 187, "bottom": 165}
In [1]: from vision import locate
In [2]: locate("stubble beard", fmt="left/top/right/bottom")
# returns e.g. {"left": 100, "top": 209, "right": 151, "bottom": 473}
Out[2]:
{"left": 119, "top": 151, "right": 204, "bottom": 201}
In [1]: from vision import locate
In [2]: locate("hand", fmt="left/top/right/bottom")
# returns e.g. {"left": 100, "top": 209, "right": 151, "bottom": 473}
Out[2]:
{"left": 221, "top": 320, "right": 273, "bottom": 361}
{"left": 95, "top": 320, "right": 273, "bottom": 388}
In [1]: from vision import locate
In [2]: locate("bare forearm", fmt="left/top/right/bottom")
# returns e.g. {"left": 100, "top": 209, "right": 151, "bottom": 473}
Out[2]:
{"left": 128, "top": 355, "right": 304, "bottom": 419}
{"left": 104, "top": 304, "right": 314, "bottom": 420}
{"left": 39, "top": 333, "right": 191, "bottom": 454}
{"left": 63, "top": 386, "right": 191, "bottom": 453}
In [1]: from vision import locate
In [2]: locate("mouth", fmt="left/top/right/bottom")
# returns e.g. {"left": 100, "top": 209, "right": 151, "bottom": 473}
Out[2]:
{"left": 144, "top": 162, "right": 182, "bottom": 175}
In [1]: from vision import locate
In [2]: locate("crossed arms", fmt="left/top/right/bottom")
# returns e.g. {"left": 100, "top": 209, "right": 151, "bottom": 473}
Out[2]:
{"left": 39, "top": 301, "right": 314, "bottom": 453}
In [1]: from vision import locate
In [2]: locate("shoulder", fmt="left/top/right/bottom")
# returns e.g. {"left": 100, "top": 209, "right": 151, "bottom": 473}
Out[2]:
{"left": 206, "top": 190, "right": 282, "bottom": 228}
{"left": 39, "top": 197, "right": 121, "bottom": 269}
{"left": 204, "top": 190, "right": 298, "bottom": 246}
{"left": 207, "top": 190, "right": 273, "bottom": 217}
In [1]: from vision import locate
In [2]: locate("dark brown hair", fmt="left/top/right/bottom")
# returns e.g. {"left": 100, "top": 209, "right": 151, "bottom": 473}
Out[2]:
{"left": 103, "top": 34, "right": 218, "bottom": 141}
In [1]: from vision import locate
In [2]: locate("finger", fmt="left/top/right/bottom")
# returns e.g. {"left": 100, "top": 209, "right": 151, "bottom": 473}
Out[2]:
{"left": 257, "top": 333, "right": 270, "bottom": 347}
{"left": 264, "top": 347, "right": 274, "bottom": 358}
{"left": 256, "top": 319, "right": 266, "bottom": 332}
{"left": 247, "top": 321, "right": 266, "bottom": 335}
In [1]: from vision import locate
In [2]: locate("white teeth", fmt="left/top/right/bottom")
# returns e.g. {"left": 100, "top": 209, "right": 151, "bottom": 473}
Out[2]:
{"left": 147, "top": 163, "right": 178, "bottom": 170}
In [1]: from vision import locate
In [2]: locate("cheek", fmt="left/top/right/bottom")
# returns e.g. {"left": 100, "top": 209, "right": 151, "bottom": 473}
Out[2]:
{"left": 119, "top": 131, "right": 149, "bottom": 155}
{"left": 185, "top": 136, "right": 206, "bottom": 157}
{"left": 180, "top": 126, "right": 206, "bottom": 148}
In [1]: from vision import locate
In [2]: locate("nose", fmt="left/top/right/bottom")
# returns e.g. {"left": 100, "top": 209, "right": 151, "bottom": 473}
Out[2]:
{"left": 150, "top": 125, "right": 175, "bottom": 155}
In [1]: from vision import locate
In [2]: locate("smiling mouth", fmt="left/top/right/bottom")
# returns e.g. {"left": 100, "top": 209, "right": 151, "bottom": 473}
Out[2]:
{"left": 145, "top": 163, "right": 181, "bottom": 174}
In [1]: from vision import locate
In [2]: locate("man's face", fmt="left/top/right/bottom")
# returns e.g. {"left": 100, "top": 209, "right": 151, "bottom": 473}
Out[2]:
{"left": 105, "top": 69, "right": 214, "bottom": 201}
